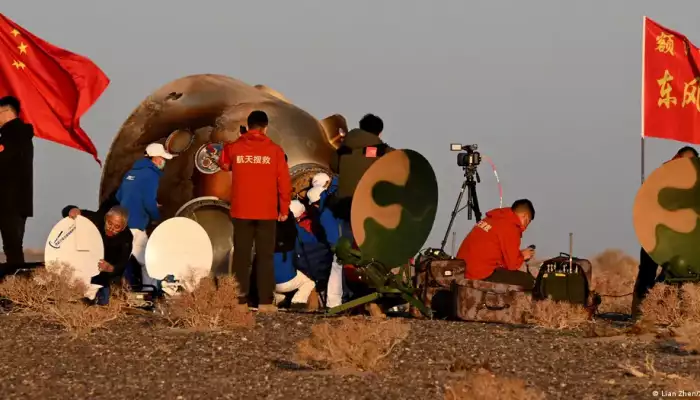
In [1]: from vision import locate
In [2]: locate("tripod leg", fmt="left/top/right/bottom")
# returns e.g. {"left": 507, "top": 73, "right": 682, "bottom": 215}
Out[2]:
{"left": 440, "top": 178, "right": 470, "bottom": 251}
{"left": 466, "top": 185, "right": 473, "bottom": 220}
{"left": 469, "top": 183, "right": 483, "bottom": 222}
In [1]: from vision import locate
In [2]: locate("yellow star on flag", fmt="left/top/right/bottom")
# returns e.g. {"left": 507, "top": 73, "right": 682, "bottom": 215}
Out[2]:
{"left": 10, "top": 29, "right": 20, "bottom": 37}
{"left": 12, "top": 60, "right": 19, "bottom": 68}
{"left": 18, "top": 42, "right": 28, "bottom": 55}
{"left": 12, "top": 60, "right": 26, "bottom": 70}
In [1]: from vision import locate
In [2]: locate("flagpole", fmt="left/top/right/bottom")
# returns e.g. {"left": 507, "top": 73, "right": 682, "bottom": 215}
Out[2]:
{"left": 641, "top": 16, "right": 647, "bottom": 185}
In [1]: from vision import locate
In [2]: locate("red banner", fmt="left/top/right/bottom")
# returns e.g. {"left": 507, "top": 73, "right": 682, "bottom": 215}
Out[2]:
{"left": 0, "top": 14, "right": 109, "bottom": 164}
{"left": 643, "top": 17, "right": 700, "bottom": 145}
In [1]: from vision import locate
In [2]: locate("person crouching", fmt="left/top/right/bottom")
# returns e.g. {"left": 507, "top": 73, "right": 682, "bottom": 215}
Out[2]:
{"left": 63, "top": 201, "right": 132, "bottom": 305}
{"left": 273, "top": 200, "right": 319, "bottom": 310}
{"left": 306, "top": 186, "right": 344, "bottom": 308}
{"left": 456, "top": 199, "right": 537, "bottom": 288}
{"left": 293, "top": 196, "right": 334, "bottom": 304}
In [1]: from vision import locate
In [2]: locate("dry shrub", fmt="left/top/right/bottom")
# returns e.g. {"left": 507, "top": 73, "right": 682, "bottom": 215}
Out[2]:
{"left": 591, "top": 249, "right": 638, "bottom": 313}
{"left": 0, "top": 264, "right": 84, "bottom": 309}
{"left": 164, "top": 275, "right": 254, "bottom": 330}
{"left": 0, "top": 263, "right": 125, "bottom": 335}
{"left": 507, "top": 296, "right": 589, "bottom": 330}
{"left": 525, "top": 298, "right": 590, "bottom": 330}
{"left": 680, "top": 283, "right": 700, "bottom": 322}
{"left": 669, "top": 322, "right": 700, "bottom": 353}
{"left": 296, "top": 317, "right": 410, "bottom": 372}
{"left": 640, "top": 283, "right": 700, "bottom": 327}
{"left": 444, "top": 369, "right": 546, "bottom": 400}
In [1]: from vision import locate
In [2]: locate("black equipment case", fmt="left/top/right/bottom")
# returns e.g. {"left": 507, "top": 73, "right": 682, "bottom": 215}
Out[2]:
{"left": 532, "top": 253, "right": 592, "bottom": 306}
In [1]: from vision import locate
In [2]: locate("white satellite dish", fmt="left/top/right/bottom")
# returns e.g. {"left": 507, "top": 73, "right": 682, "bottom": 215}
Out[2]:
{"left": 44, "top": 216, "right": 104, "bottom": 287}
{"left": 74, "top": 214, "right": 93, "bottom": 251}
{"left": 145, "top": 217, "right": 213, "bottom": 291}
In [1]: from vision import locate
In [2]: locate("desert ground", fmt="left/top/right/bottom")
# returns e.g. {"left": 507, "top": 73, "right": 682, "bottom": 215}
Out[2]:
{"left": 0, "top": 249, "right": 698, "bottom": 400}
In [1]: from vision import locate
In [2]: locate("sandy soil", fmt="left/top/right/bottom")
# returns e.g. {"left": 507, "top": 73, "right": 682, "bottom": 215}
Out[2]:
{"left": 0, "top": 312, "right": 697, "bottom": 400}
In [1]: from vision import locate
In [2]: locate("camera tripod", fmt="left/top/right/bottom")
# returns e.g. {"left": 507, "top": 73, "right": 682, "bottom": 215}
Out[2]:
{"left": 440, "top": 165, "right": 482, "bottom": 252}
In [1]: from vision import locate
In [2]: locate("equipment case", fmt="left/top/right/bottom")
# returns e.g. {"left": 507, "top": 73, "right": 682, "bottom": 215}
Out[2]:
{"left": 415, "top": 258, "right": 465, "bottom": 317}
{"left": 451, "top": 277, "right": 528, "bottom": 323}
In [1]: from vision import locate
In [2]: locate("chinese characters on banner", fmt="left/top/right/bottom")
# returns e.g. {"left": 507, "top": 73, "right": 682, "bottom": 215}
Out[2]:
{"left": 236, "top": 155, "right": 271, "bottom": 164}
{"left": 643, "top": 17, "right": 700, "bottom": 145}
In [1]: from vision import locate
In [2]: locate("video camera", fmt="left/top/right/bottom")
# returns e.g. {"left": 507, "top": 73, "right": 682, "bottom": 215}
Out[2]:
{"left": 451, "top": 144, "right": 481, "bottom": 169}
{"left": 437, "top": 143, "right": 485, "bottom": 252}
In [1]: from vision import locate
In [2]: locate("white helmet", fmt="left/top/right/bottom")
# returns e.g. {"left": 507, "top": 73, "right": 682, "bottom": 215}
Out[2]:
{"left": 290, "top": 200, "right": 306, "bottom": 218}
{"left": 306, "top": 186, "right": 326, "bottom": 204}
{"left": 311, "top": 172, "right": 331, "bottom": 188}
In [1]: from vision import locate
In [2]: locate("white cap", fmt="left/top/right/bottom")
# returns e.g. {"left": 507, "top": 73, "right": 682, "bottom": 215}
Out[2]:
{"left": 290, "top": 200, "right": 305, "bottom": 218}
{"left": 145, "top": 143, "right": 174, "bottom": 160}
{"left": 307, "top": 186, "right": 325, "bottom": 204}
{"left": 312, "top": 172, "right": 331, "bottom": 188}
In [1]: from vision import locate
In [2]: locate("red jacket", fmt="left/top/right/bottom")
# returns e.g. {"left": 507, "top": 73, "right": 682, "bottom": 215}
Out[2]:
{"left": 456, "top": 208, "right": 525, "bottom": 280}
{"left": 219, "top": 130, "right": 292, "bottom": 220}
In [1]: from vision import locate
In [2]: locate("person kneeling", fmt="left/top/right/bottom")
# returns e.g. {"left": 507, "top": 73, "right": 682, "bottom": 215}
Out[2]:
{"left": 62, "top": 202, "right": 133, "bottom": 305}
{"left": 306, "top": 186, "right": 344, "bottom": 308}
{"left": 293, "top": 199, "right": 335, "bottom": 302}
{"left": 456, "top": 199, "right": 536, "bottom": 288}
{"left": 273, "top": 201, "right": 318, "bottom": 310}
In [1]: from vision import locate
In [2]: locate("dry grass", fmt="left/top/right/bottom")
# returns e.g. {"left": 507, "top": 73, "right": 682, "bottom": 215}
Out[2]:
{"left": 640, "top": 284, "right": 683, "bottom": 326}
{"left": 639, "top": 283, "right": 700, "bottom": 327}
{"left": 618, "top": 353, "right": 698, "bottom": 395}
{"left": 163, "top": 275, "right": 254, "bottom": 331}
{"left": 296, "top": 317, "right": 410, "bottom": 372}
{"left": 590, "top": 249, "right": 638, "bottom": 313}
{"left": 0, "top": 263, "right": 126, "bottom": 336}
{"left": 670, "top": 322, "right": 700, "bottom": 353}
{"left": 525, "top": 298, "right": 591, "bottom": 329}
{"left": 444, "top": 369, "right": 546, "bottom": 400}
{"left": 505, "top": 296, "right": 590, "bottom": 330}
{"left": 680, "top": 282, "right": 700, "bottom": 322}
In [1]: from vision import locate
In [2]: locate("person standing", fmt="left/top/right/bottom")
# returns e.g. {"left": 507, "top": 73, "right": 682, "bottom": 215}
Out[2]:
{"left": 631, "top": 146, "right": 699, "bottom": 317}
{"left": 329, "top": 113, "right": 394, "bottom": 235}
{"left": 116, "top": 142, "right": 173, "bottom": 289}
{"left": 0, "top": 96, "right": 34, "bottom": 270}
{"left": 218, "top": 110, "right": 292, "bottom": 312}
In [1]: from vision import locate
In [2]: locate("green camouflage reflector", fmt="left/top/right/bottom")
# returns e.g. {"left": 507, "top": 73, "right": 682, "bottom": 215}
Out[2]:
{"left": 350, "top": 149, "right": 439, "bottom": 267}
{"left": 633, "top": 157, "right": 700, "bottom": 278}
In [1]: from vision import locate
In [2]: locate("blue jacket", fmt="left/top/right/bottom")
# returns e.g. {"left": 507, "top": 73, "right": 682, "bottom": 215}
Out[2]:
{"left": 274, "top": 250, "right": 296, "bottom": 284}
{"left": 116, "top": 158, "right": 163, "bottom": 230}
{"left": 319, "top": 176, "right": 339, "bottom": 211}
{"left": 318, "top": 207, "right": 340, "bottom": 247}
{"left": 294, "top": 222, "right": 333, "bottom": 283}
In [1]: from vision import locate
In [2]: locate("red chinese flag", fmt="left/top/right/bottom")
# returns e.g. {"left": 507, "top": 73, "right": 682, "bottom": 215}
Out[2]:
{"left": 643, "top": 17, "right": 700, "bottom": 145}
{"left": 0, "top": 13, "right": 109, "bottom": 164}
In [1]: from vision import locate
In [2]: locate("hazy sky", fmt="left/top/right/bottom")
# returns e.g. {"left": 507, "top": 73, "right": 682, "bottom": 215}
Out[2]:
{"left": 4, "top": 1, "right": 699, "bottom": 260}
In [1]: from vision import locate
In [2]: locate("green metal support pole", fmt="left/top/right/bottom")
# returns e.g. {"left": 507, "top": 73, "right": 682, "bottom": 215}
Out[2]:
{"left": 325, "top": 292, "right": 382, "bottom": 316}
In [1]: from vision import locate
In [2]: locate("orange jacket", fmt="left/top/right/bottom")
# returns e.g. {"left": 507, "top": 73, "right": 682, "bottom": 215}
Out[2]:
{"left": 219, "top": 130, "right": 292, "bottom": 220}
{"left": 456, "top": 208, "right": 525, "bottom": 280}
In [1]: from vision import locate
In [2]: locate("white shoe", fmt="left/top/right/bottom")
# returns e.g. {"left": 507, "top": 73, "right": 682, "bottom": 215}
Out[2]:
{"left": 273, "top": 293, "right": 286, "bottom": 305}
{"left": 84, "top": 284, "right": 102, "bottom": 301}
{"left": 161, "top": 281, "right": 181, "bottom": 297}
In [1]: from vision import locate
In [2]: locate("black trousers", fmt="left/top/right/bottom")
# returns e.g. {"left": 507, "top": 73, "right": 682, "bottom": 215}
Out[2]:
{"left": 483, "top": 268, "right": 536, "bottom": 288}
{"left": 231, "top": 218, "right": 276, "bottom": 305}
{"left": 0, "top": 214, "right": 27, "bottom": 266}
{"left": 634, "top": 247, "right": 662, "bottom": 299}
